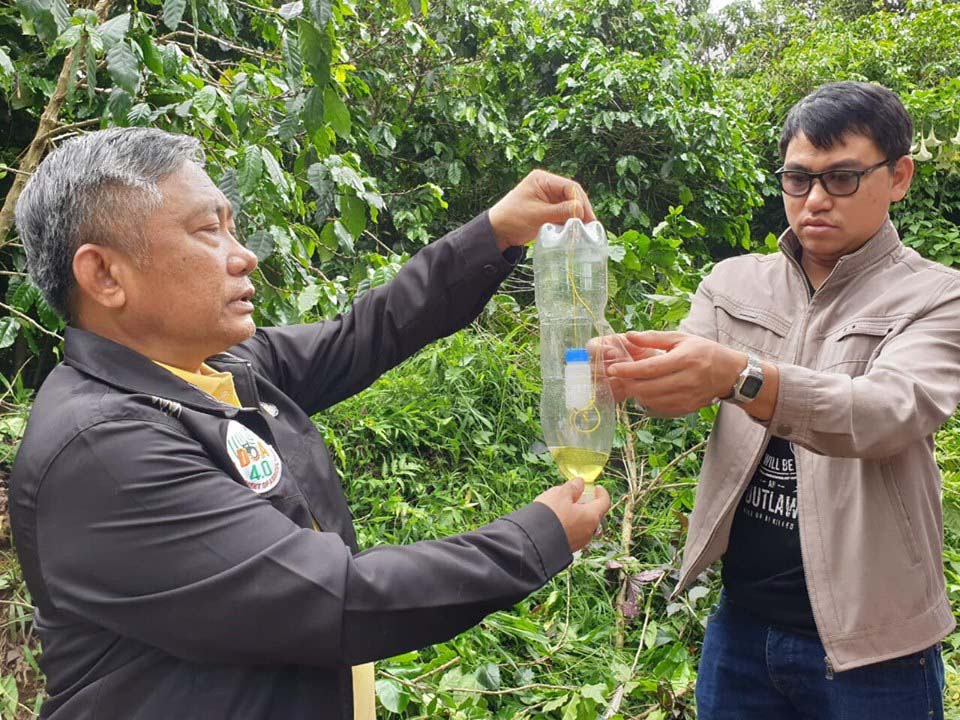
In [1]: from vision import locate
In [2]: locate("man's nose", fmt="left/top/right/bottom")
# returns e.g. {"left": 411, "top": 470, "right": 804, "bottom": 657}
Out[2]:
{"left": 228, "top": 237, "right": 259, "bottom": 276}
{"left": 804, "top": 178, "right": 834, "bottom": 211}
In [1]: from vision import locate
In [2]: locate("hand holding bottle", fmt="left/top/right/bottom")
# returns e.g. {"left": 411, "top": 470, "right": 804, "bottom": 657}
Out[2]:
{"left": 488, "top": 170, "right": 595, "bottom": 252}
{"left": 534, "top": 478, "right": 611, "bottom": 553}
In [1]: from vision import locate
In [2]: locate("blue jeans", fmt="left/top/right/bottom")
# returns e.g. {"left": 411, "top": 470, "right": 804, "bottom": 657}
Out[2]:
{"left": 696, "top": 597, "right": 945, "bottom": 720}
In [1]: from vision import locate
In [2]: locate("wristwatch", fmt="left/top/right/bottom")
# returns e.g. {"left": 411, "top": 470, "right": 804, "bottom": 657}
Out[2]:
{"left": 724, "top": 354, "right": 764, "bottom": 404}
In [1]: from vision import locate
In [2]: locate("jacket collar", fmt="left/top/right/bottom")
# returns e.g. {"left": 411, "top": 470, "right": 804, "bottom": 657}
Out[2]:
{"left": 63, "top": 326, "right": 254, "bottom": 415}
{"left": 778, "top": 216, "right": 902, "bottom": 288}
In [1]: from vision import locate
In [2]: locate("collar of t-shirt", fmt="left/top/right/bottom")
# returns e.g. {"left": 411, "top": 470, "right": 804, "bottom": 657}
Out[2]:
{"left": 154, "top": 361, "right": 242, "bottom": 407}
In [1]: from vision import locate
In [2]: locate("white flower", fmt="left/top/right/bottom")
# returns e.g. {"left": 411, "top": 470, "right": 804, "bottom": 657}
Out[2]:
{"left": 923, "top": 127, "right": 942, "bottom": 148}
{"left": 914, "top": 137, "right": 933, "bottom": 162}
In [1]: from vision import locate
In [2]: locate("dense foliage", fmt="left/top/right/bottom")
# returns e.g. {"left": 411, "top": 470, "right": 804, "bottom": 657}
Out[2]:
{"left": 0, "top": 0, "right": 959, "bottom": 717}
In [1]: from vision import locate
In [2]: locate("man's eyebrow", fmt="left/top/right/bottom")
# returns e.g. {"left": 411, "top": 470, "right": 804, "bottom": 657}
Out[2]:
{"left": 783, "top": 158, "right": 869, "bottom": 172}
{"left": 187, "top": 200, "right": 233, "bottom": 221}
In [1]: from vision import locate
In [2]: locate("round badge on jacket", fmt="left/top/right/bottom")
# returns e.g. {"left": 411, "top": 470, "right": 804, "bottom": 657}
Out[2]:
{"left": 225, "top": 420, "right": 283, "bottom": 493}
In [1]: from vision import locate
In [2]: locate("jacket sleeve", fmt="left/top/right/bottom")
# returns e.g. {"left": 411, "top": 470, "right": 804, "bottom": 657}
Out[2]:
{"left": 230, "top": 212, "right": 521, "bottom": 415}
{"left": 763, "top": 275, "right": 960, "bottom": 459}
{"left": 36, "top": 420, "right": 570, "bottom": 667}
{"left": 678, "top": 274, "right": 718, "bottom": 342}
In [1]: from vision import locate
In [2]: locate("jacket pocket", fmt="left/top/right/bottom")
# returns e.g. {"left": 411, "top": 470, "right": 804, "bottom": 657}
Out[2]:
{"left": 880, "top": 461, "right": 922, "bottom": 566}
{"left": 714, "top": 294, "right": 790, "bottom": 359}
{"left": 818, "top": 317, "right": 896, "bottom": 375}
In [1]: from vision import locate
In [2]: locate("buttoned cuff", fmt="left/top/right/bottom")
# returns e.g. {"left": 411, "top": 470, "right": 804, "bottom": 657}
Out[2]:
{"left": 453, "top": 212, "right": 526, "bottom": 280}
{"left": 758, "top": 362, "right": 816, "bottom": 440}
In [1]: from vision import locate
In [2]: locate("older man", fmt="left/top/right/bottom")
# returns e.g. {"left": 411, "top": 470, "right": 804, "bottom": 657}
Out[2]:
{"left": 10, "top": 127, "right": 610, "bottom": 720}
{"left": 609, "top": 82, "right": 958, "bottom": 718}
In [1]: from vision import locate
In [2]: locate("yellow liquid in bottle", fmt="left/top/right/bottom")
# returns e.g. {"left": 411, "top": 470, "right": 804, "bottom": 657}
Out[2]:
{"left": 548, "top": 447, "right": 608, "bottom": 485}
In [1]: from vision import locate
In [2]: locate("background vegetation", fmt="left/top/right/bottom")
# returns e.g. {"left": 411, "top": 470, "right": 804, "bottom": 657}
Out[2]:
{"left": 0, "top": 0, "right": 959, "bottom": 717}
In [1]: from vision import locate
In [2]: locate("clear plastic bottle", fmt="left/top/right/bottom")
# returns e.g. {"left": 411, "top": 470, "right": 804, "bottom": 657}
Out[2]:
{"left": 534, "top": 218, "right": 615, "bottom": 502}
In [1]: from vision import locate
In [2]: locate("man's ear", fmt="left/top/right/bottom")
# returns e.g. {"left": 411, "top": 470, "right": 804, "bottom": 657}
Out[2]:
{"left": 890, "top": 154, "right": 914, "bottom": 202}
{"left": 72, "top": 244, "right": 129, "bottom": 310}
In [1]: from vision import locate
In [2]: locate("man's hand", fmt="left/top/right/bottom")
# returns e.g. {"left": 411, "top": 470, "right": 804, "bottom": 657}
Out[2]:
{"left": 606, "top": 331, "right": 748, "bottom": 416}
{"left": 488, "top": 170, "right": 595, "bottom": 252}
{"left": 587, "top": 333, "right": 662, "bottom": 402}
{"left": 534, "top": 478, "right": 611, "bottom": 553}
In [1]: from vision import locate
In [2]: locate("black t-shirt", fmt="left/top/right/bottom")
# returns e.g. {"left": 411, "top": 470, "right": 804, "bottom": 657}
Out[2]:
{"left": 722, "top": 436, "right": 817, "bottom": 631}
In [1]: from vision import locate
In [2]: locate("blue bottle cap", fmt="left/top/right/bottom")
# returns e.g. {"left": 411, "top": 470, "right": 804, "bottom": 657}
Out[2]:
{"left": 565, "top": 347, "right": 589, "bottom": 363}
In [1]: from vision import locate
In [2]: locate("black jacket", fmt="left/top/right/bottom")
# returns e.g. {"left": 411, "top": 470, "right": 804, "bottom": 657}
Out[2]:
{"left": 10, "top": 214, "right": 571, "bottom": 719}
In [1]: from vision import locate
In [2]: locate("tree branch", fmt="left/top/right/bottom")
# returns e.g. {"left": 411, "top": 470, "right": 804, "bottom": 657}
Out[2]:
{"left": 0, "top": 302, "right": 64, "bottom": 342}
{"left": 0, "top": 0, "right": 116, "bottom": 249}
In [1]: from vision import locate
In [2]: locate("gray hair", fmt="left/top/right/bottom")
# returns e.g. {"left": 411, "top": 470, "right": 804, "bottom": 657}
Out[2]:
{"left": 14, "top": 127, "right": 203, "bottom": 318}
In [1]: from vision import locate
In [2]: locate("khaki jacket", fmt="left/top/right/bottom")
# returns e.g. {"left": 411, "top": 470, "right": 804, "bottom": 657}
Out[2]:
{"left": 677, "top": 218, "right": 960, "bottom": 672}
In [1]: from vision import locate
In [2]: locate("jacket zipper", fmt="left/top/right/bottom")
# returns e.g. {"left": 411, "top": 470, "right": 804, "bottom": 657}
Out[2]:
{"left": 673, "top": 432, "right": 768, "bottom": 598}
{"left": 783, "top": 251, "right": 835, "bottom": 670}
{"left": 677, "top": 252, "right": 824, "bottom": 595}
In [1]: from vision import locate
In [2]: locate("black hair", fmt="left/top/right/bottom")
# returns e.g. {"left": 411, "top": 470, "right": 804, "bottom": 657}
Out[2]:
{"left": 778, "top": 81, "right": 913, "bottom": 161}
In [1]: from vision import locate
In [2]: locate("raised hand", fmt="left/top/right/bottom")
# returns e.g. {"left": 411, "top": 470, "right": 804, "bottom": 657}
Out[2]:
{"left": 488, "top": 169, "right": 595, "bottom": 252}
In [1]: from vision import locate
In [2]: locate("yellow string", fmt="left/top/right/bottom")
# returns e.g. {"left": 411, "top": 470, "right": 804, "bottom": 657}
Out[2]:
{"left": 566, "top": 227, "right": 603, "bottom": 434}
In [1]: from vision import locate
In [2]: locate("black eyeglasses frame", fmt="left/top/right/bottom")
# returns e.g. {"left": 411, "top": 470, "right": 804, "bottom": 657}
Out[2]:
{"left": 773, "top": 158, "right": 897, "bottom": 197}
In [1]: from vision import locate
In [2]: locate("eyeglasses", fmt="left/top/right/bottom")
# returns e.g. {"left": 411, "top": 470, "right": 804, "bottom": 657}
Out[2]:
{"left": 774, "top": 159, "right": 895, "bottom": 197}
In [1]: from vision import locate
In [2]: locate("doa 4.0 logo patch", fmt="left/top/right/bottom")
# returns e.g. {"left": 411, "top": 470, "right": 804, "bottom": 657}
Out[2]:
{"left": 225, "top": 420, "right": 282, "bottom": 493}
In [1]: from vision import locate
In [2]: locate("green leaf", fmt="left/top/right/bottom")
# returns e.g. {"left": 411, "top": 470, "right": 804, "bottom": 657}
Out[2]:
{"left": 97, "top": 12, "right": 129, "bottom": 51}
{"left": 0, "top": 674, "right": 19, "bottom": 718}
{"left": 217, "top": 169, "right": 241, "bottom": 212}
{"left": 324, "top": 86, "right": 351, "bottom": 138}
{"left": 375, "top": 678, "right": 409, "bottom": 714}
{"left": 161, "top": 43, "right": 181, "bottom": 76}
{"left": 277, "top": 113, "right": 300, "bottom": 143}
{"left": 127, "top": 102, "right": 151, "bottom": 125}
{"left": 0, "top": 317, "right": 20, "bottom": 350}
{"left": 299, "top": 20, "right": 330, "bottom": 87}
{"left": 305, "top": 0, "right": 332, "bottom": 27}
{"left": 17, "top": 0, "right": 64, "bottom": 45}
{"left": 581, "top": 684, "right": 607, "bottom": 704}
{"left": 237, "top": 146, "right": 264, "bottom": 196}
{"left": 260, "top": 149, "right": 288, "bottom": 196}
{"left": 51, "top": 0, "right": 69, "bottom": 30}
{"left": 193, "top": 85, "right": 218, "bottom": 118}
{"left": 475, "top": 662, "right": 501, "bottom": 691}
{"left": 333, "top": 220, "right": 354, "bottom": 254}
{"left": 561, "top": 695, "right": 580, "bottom": 720}
{"left": 0, "top": 48, "right": 14, "bottom": 89}
{"left": 106, "top": 87, "right": 133, "bottom": 121}
{"left": 303, "top": 86, "right": 325, "bottom": 136}
{"left": 245, "top": 231, "right": 274, "bottom": 261}
{"left": 339, "top": 193, "right": 366, "bottom": 239}
{"left": 106, "top": 41, "right": 140, "bottom": 95}
{"left": 319, "top": 222, "right": 338, "bottom": 258}
{"left": 162, "top": 0, "right": 187, "bottom": 30}
{"left": 447, "top": 161, "right": 462, "bottom": 186}
{"left": 49, "top": 24, "right": 81, "bottom": 55}
{"left": 307, "top": 163, "right": 335, "bottom": 219}
{"left": 278, "top": 1, "right": 303, "bottom": 20}
{"left": 83, "top": 41, "right": 97, "bottom": 102}
{"left": 138, "top": 35, "right": 163, "bottom": 76}
{"left": 296, "top": 282, "right": 322, "bottom": 315}
{"left": 282, "top": 30, "right": 303, "bottom": 86}
{"left": 36, "top": 296, "right": 62, "bottom": 330}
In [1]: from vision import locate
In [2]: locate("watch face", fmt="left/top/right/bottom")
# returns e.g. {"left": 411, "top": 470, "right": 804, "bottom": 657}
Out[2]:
{"left": 740, "top": 375, "right": 763, "bottom": 399}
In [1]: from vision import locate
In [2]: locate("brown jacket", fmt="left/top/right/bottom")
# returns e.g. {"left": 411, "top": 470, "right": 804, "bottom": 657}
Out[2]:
{"left": 677, "top": 218, "right": 960, "bottom": 672}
